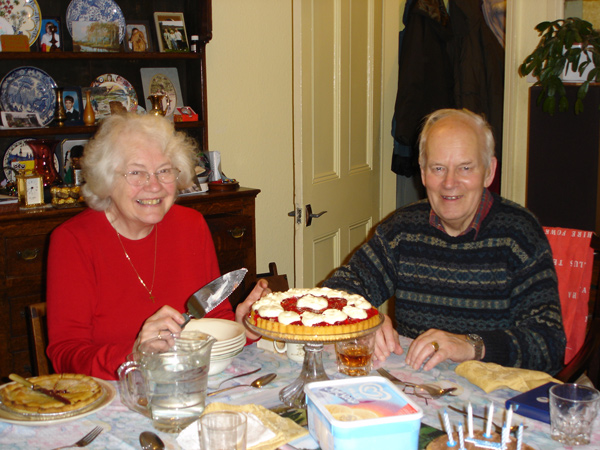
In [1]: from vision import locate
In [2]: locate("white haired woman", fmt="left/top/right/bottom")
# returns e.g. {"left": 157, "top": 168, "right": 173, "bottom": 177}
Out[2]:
{"left": 47, "top": 113, "right": 267, "bottom": 380}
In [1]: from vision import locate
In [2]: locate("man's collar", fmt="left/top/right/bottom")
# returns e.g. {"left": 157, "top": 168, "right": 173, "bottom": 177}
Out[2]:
{"left": 429, "top": 189, "right": 494, "bottom": 238}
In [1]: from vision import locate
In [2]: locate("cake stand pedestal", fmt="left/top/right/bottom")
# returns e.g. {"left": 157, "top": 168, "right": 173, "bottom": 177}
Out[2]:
{"left": 245, "top": 314, "right": 383, "bottom": 408}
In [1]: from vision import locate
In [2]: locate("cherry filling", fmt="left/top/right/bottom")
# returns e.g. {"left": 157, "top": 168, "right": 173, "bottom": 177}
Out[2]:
{"left": 253, "top": 296, "right": 378, "bottom": 327}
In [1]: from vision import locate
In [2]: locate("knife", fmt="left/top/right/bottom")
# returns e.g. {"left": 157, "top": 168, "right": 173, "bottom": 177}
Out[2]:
{"left": 8, "top": 373, "right": 71, "bottom": 405}
{"left": 181, "top": 268, "right": 248, "bottom": 329}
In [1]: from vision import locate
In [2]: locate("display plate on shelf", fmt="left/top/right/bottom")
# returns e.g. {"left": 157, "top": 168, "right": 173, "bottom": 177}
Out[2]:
{"left": 3, "top": 138, "right": 60, "bottom": 183}
{"left": 0, "top": 0, "right": 41, "bottom": 47}
{"left": 90, "top": 73, "right": 138, "bottom": 120}
{"left": 0, "top": 16, "right": 14, "bottom": 51}
{"left": 0, "top": 66, "right": 57, "bottom": 127}
{"left": 66, "top": 0, "right": 125, "bottom": 43}
{"left": 140, "top": 67, "right": 183, "bottom": 117}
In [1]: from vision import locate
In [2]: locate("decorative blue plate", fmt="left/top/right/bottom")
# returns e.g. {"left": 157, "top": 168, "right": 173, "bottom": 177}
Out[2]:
{"left": 0, "top": 66, "right": 57, "bottom": 127}
{"left": 66, "top": 0, "right": 125, "bottom": 43}
{"left": 2, "top": 138, "right": 60, "bottom": 183}
{"left": 0, "top": 0, "right": 41, "bottom": 47}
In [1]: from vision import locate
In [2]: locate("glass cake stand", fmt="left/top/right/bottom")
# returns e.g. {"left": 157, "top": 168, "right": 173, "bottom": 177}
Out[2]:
{"left": 244, "top": 314, "right": 383, "bottom": 408}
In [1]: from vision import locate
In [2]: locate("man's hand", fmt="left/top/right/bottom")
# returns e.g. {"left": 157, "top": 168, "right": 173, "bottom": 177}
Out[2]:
{"left": 235, "top": 279, "right": 270, "bottom": 340}
{"left": 405, "top": 329, "right": 482, "bottom": 371}
{"left": 373, "top": 314, "right": 404, "bottom": 361}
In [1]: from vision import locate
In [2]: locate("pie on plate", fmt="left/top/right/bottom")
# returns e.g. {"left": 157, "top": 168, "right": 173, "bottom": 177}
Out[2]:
{"left": 0, "top": 373, "right": 103, "bottom": 415}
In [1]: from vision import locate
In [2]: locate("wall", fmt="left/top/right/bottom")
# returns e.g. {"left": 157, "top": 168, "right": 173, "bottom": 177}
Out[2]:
{"left": 207, "top": 0, "right": 398, "bottom": 286}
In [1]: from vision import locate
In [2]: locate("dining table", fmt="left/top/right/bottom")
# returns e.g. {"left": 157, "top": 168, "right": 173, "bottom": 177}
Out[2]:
{"left": 0, "top": 335, "right": 598, "bottom": 450}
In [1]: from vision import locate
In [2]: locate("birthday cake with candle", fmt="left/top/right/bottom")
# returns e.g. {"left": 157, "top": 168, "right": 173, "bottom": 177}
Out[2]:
{"left": 426, "top": 405, "right": 532, "bottom": 450}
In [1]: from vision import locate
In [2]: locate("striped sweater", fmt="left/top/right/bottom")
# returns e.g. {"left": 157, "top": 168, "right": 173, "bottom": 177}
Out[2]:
{"left": 323, "top": 193, "right": 566, "bottom": 375}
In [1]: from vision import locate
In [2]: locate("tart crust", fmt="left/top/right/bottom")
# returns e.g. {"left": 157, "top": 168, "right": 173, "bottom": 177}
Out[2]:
{"left": 0, "top": 373, "right": 103, "bottom": 414}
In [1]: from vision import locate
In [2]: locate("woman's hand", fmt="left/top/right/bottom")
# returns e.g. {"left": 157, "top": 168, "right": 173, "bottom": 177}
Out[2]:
{"left": 235, "top": 279, "right": 270, "bottom": 340}
{"left": 405, "top": 329, "right": 480, "bottom": 371}
{"left": 373, "top": 314, "right": 404, "bottom": 361}
{"left": 133, "top": 305, "right": 185, "bottom": 352}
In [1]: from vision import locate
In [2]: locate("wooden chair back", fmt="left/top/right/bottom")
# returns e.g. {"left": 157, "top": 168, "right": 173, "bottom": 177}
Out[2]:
{"left": 257, "top": 262, "right": 289, "bottom": 293}
{"left": 27, "top": 302, "right": 52, "bottom": 376}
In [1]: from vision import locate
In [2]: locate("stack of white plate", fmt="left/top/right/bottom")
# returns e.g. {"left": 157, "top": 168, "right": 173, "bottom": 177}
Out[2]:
{"left": 185, "top": 318, "right": 246, "bottom": 375}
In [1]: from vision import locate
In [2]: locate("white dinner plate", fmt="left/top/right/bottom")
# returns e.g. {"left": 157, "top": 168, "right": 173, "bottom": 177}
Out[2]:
{"left": 186, "top": 318, "right": 246, "bottom": 341}
{"left": 0, "top": 378, "right": 116, "bottom": 426}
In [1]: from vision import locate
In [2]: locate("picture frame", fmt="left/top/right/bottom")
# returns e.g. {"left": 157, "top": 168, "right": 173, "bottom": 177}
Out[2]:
{"left": 61, "top": 139, "right": 88, "bottom": 180}
{"left": 38, "top": 17, "right": 61, "bottom": 52}
{"left": 140, "top": 67, "right": 184, "bottom": 117}
{"left": 125, "top": 21, "right": 153, "bottom": 53}
{"left": 0, "top": 112, "right": 42, "bottom": 128}
{"left": 62, "top": 87, "right": 83, "bottom": 125}
{"left": 72, "top": 21, "right": 120, "bottom": 52}
{"left": 153, "top": 12, "right": 189, "bottom": 53}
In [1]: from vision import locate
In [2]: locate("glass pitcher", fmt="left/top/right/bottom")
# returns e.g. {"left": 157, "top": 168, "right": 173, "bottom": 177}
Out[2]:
{"left": 118, "top": 331, "right": 216, "bottom": 433}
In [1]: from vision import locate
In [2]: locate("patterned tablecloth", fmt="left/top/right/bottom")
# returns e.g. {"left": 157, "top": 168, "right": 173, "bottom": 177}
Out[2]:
{"left": 0, "top": 337, "right": 598, "bottom": 449}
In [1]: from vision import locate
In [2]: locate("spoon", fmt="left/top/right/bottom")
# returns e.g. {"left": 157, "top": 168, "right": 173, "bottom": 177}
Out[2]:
{"left": 448, "top": 405, "right": 527, "bottom": 433}
{"left": 139, "top": 431, "right": 165, "bottom": 450}
{"left": 413, "top": 384, "right": 457, "bottom": 399}
{"left": 214, "top": 367, "right": 261, "bottom": 389}
{"left": 208, "top": 373, "right": 277, "bottom": 397}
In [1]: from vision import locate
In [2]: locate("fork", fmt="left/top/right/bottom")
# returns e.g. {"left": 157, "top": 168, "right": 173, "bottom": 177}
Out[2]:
{"left": 376, "top": 368, "right": 456, "bottom": 398}
{"left": 50, "top": 426, "right": 103, "bottom": 450}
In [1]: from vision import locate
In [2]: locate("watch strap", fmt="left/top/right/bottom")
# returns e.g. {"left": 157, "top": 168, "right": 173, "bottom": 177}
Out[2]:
{"left": 467, "top": 333, "right": 484, "bottom": 361}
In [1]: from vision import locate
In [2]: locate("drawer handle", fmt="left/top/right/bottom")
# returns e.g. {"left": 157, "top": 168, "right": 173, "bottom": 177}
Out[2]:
{"left": 228, "top": 227, "right": 246, "bottom": 239}
{"left": 17, "top": 248, "right": 40, "bottom": 261}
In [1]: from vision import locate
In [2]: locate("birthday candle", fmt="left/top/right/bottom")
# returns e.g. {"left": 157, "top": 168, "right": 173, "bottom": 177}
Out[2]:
{"left": 467, "top": 403, "right": 474, "bottom": 438}
{"left": 485, "top": 402, "right": 494, "bottom": 437}
{"left": 443, "top": 409, "right": 456, "bottom": 446}
{"left": 501, "top": 424, "right": 509, "bottom": 450}
{"left": 516, "top": 423, "right": 524, "bottom": 450}
{"left": 458, "top": 421, "right": 466, "bottom": 450}
{"left": 505, "top": 405, "right": 513, "bottom": 433}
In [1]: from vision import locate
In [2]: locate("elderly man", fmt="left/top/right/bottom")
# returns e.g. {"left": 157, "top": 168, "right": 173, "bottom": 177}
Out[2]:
{"left": 323, "top": 108, "right": 566, "bottom": 375}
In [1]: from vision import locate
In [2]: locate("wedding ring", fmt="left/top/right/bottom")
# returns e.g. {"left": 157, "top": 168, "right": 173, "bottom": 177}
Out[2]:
{"left": 157, "top": 330, "right": 162, "bottom": 340}
{"left": 431, "top": 341, "right": 439, "bottom": 352}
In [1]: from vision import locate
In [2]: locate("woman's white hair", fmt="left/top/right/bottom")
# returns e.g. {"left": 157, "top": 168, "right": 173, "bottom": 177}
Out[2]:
{"left": 81, "top": 113, "right": 198, "bottom": 211}
{"left": 418, "top": 108, "right": 495, "bottom": 169}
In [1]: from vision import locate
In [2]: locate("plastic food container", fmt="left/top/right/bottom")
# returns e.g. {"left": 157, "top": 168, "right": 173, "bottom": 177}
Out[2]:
{"left": 305, "top": 376, "right": 423, "bottom": 450}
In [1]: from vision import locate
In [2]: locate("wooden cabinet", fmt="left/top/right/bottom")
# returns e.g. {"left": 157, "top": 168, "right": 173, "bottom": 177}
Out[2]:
{"left": 0, "top": 187, "right": 260, "bottom": 380}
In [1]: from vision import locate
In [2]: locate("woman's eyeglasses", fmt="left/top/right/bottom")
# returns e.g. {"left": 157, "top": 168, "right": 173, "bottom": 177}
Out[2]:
{"left": 122, "top": 168, "right": 181, "bottom": 186}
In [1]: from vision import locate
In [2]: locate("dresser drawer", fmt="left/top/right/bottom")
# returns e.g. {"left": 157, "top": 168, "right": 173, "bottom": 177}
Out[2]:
{"left": 4, "top": 235, "right": 47, "bottom": 279}
{"left": 205, "top": 214, "right": 253, "bottom": 253}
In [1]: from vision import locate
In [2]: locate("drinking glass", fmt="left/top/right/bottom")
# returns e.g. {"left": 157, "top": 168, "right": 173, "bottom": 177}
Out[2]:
{"left": 200, "top": 411, "right": 247, "bottom": 450}
{"left": 335, "top": 332, "right": 376, "bottom": 376}
{"left": 550, "top": 383, "right": 600, "bottom": 445}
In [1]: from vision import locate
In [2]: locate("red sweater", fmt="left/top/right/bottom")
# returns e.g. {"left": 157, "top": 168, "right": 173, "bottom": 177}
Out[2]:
{"left": 46, "top": 205, "right": 234, "bottom": 380}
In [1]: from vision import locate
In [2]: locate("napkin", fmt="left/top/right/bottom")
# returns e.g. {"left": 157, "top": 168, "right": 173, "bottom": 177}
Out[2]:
{"left": 455, "top": 361, "right": 561, "bottom": 393}
{"left": 177, "top": 402, "right": 308, "bottom": 450}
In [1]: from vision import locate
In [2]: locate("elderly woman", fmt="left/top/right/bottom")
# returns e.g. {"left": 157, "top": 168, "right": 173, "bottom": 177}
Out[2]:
{"left": 46, "top": 113, "right": 267, "bottom": 380}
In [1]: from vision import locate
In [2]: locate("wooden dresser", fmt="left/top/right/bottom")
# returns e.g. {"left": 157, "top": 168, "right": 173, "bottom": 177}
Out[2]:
{"left": 0, "top": 187, "right": 259, "bottom": 380}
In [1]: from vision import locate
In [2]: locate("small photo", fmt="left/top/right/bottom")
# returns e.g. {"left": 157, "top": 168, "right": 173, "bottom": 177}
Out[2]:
{"left": 61, "top": 139, "right": 88, "bottom": 180}
{"left": 153, "top": 12, "right": 189, "bottom": 53}
{"left": 62, "top": 87, "right": 83, "bottom": 125}
{"left": 38, "top": 17, "right": 61, "bottom": 52}
{"left": 1, "top": 112, "right": 42, "bottom": 128}
{"left": 72, "top": 21, "right": 120, "bottom": 52}
{"left": 125, "top": 21, "right": 153, "bottom": 52}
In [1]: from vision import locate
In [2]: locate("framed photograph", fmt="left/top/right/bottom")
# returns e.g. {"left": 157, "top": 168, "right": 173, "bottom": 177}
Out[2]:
{"left": 72, "top": 21, "right": 120, "bottom": 52}
{"left": 153, "top": 12, "right": 189, "bottom": 53}
{"left": 125, "top": 21, "right": 153, "bottom": 53}
{"left": 140, "top": 67, "right": 184, "bottom": 117}
{"left": 1, "top": 112, "right": 42, "bottom": 128}
{"left": 61, "top": 139, "right": 88, "bottom": 180}
{"left": 38, "top": 17, "right": 61, "bottom": 52}
{"left": 62, "top": 87, "right": 83, "bottom": 125}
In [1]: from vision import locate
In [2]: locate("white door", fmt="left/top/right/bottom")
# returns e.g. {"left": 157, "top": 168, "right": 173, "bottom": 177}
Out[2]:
{"left": 293, "top": 0, "right": 383, "bottom": 288}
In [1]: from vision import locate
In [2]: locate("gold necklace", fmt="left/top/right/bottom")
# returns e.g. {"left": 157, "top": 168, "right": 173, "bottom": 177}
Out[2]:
{"left": 116, "top": 225, "right": 158, "bottom": 302}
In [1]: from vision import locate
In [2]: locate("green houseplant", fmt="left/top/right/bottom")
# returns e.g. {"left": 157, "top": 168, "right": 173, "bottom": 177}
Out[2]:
{"left": 519, "top": 17, "right": 600, "bottom": 115}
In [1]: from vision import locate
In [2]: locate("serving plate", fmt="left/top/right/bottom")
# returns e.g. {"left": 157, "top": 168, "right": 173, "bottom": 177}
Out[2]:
{"left": 0, "top": 0, "right": 41, "bottom": 46}
{"left": 66, "top": 0, "right": 125, "bottom": 43}
{"left": 0, "top": 66, "right": 57, "bottom": 127}
{"left": 90, "top": 73, "right": 138, "bottom": 120}
{"left": 0, "top": 378, "right": 116, "bottom": 425}
{"left": 3, "top": 138, "right": 60, "bottom": 183}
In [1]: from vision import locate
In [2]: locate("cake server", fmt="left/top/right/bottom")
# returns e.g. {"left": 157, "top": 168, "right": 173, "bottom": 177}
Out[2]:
{"left": 181, "top": 268, "right": 248, "bottom": 329}
{"left": 9, "top": 373, "right": 71, "bottom": 405}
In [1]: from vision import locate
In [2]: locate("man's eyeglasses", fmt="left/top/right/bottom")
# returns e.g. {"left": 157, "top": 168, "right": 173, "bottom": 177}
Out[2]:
{"left": 122, "top": 168, "right": 181, "bottom": 186}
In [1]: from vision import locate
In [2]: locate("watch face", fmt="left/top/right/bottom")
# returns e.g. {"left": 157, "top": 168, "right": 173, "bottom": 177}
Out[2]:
{"left": 25, "top": 176, "right": 44, "bottom": 206}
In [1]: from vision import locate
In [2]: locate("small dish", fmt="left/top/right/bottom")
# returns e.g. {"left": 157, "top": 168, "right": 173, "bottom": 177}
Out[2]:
{"left": 208, "top": 180, "right": 239, "bottom": 191}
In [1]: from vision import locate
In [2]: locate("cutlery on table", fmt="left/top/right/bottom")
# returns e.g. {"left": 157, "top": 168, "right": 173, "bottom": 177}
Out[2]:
{"left": 140, "top": 431, "right": 165, "bottom": 450}
{"left": 376, "top": 368, "right": 456, "bottom": 398}
{"left": 214, "top": 367, "right": 261, "bottom": 389}
{"left": 448, "top": 405, "right": 527, "bottom": 433}
{"left": 181, "top": 268, "right": 248, "bottom": 329}
{"left": 8, "top": 373, "right": 71, "bottom": 405}
{"left": 208, "top": 373, "right": 277, "bottom": 397}
{"left": 50, "top": 426, "right": 103, "bottom": 450}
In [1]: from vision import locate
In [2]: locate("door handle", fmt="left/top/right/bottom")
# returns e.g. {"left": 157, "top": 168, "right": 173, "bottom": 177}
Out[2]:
{"left": 305, "top": 204, "right": 327, "bottom": 227}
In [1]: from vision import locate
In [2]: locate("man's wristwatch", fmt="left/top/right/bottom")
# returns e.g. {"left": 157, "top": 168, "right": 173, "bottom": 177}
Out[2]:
{"left": 466, "top": 334, "right": 484, "bottom": 361}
